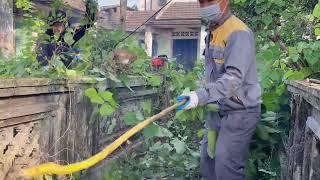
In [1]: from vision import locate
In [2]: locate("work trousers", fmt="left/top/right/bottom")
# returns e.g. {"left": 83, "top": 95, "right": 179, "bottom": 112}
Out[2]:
{"left": 200, "top": 109, "right": 260, "bottom": 180}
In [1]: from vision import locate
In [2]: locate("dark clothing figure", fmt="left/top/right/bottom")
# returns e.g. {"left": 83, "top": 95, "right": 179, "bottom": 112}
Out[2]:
{"left": 37, "top": 1, "right": 97, "bottom": 67}
{"left": 37, "top": 25, "right": 91, "bottom": 67}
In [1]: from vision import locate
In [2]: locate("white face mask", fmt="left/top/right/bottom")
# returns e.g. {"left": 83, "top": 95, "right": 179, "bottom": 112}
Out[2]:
{"left": 200, "top": 1, "right": 224, "bottom": 25}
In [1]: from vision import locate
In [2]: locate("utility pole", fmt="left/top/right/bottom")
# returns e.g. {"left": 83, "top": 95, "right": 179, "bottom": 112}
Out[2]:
{"left": 120, "top": 0, "right": 127, "bottom": 31}
{"left": 0, "top": 0, "right": 15, "bottom": 58}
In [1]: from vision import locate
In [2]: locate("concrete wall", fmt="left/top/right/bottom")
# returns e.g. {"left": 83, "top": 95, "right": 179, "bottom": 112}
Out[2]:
{"left": 286, "top": 80, "right": 320, "bottom": 180}
{"left": 0, "top": 77, "right": 159, "bottom": 179}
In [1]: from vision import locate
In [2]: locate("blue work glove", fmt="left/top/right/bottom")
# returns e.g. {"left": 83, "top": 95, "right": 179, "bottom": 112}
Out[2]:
{"left": 176, "top": 91, "right": 199, "bottom": 110}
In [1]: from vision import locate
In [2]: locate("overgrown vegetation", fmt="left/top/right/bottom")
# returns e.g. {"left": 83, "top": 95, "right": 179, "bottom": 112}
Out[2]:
{"left": 2, "top": 0, "right": 320, "bottom": 179}
{"left": 102, "top": 1, "right": 320, "bottom": 179}
{"left": 233, "top": 0, "right": 320, "bottom": 179}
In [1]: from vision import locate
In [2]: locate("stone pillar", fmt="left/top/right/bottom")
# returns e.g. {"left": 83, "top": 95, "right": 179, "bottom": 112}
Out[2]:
{"left": 286, "top": 80, "right": 320, "bottom": 180}
{"left": 0, "top": 0, "right": 15, "bottom": 58}
{"left": 145, "top": 26, "right": 153, "bottom": 56}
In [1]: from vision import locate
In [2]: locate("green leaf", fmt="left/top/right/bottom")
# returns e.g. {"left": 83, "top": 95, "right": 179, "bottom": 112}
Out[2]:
{"left": 255, "top": 124, "right": 271, "bottom": 141}
{"left": 66, "top": 70, "right": 77, "bottom": 77}
{"left": 158, "top": 126, "right": 173, "bottom": 137}
{"left": 304, "top": 48, "right": 320, "bottom": 66}
{"left": 136, "top": 111, "right": 144, "bottom": 121}
{"left": 44, "top": 175, "right": 54, "bottom": 180}
{"left": 170, "top": 138, "right": 187, "bottom": 154}
{"left": 207, "top": 104, "right": 219, "bottom": 112}
{"left": 85, "top": 88, "right": 98, "bottom": 98}
{"left": 90, "top": 95, "right": 105, "bottom": 104}
{"left": 262, "top": 93, "right": 279, "bottom": 111}
{"left": 99, "top": 90, "right": 118, "bottom": 107}
{"left": 123, "top": 112, "right": 139, "bottom": 126}
{"left": 143, "top": 124, "right": 160, "bottom": 139}
{"left": 261, "top": 15, "right": 273, "bottom": 26}
{"left": 148, "top": 75, "right": 161, "bottom": 87}
{"left": 149, "top": 141, "right": 173, "bottom": 152}
{"left": 84, "top": 88, "right": 98, "bottom": 98}
{"left": 149, "top": 141, "right": 162, "bottom": 151}
{"left": 264, "top": 126, "right": 281, "bottom": 134}
{"left": 143, "top": 124, "right": 173, "bottom": 139}
{"left": 296, "top": 42, "right": 307, "bottom": 53}
{"left": 143, "top": 100, "right": 152, "bottom": 116}
{"left": 99, "top": 91, "right": 113, "bottom": 101}
{"left": 275, "top": 84, "right": 286, "bottom": 96}
{"left": 258, "top": 49, "right": 273, "bottom": 62}
{"left": 315, "top": 28, "right": 320, "bottom": 36}
{"left": 269, "top": 70, "right": 282, "bottom": 82}
{"left": 245, "top": 159, "right": 257, "bottom": 177}
{"left": 262, "top": 111, "right": 277, "bottom": 118}
{"left": 313, "top": 3, "right": 320, "bottom": 18}
{"left": 197, "top": 129, "right": 206, "bottom": 139}
{"left": 288, "top": 47, "right": 299, "bottom": 62}
{"left": 99, "top": 104, "right": 115, "bottom": 116}
{"left": 64, "top": 31, "right": 74, "bottom": 45}
{"left": 284, "top": 70, "right": 305, "bottom": 80}
{"left": 107, "top": 72, "right": 122, "bottom": 83}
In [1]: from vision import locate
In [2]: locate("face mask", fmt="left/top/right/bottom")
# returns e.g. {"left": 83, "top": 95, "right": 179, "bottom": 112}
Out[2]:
{"left": 200, "top": 1, "right": 224, "bottom": 24}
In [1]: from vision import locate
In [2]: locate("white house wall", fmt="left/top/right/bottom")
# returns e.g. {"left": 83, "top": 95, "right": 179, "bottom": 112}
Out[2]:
{"left": 146, "top": 26, "right": 204, "bottom": 61}
{"left": 139, "top": 0, "right": 162, "bottom": 11}
{"left": 145, "top": 26, "right": 153, "bottom": 56}
{"left": 199, "top": 25, "right": 206, "bottom": 59}
{"left": 146, "top": 28, "right": 201, "bottom": 59}
{"left": 157, "top": 29, "right": 172, "bottom": 58}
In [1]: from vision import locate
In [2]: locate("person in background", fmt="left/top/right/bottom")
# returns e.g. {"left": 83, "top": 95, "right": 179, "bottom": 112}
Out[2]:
{"left": 176, "top": 0, "right": 262, "bottom": 179}
{"left": 37, "top": 0, "right": 97, "bottom": 68}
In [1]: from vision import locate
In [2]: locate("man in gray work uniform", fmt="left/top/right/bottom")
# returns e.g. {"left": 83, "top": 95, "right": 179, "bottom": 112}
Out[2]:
{"left": 176, "top": 0, "right": 262, "bottom": 179}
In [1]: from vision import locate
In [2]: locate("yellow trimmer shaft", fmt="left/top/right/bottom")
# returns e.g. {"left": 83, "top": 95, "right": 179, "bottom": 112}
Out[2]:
{"left": 22, "top": 101, "right": 185, "bottom": 178}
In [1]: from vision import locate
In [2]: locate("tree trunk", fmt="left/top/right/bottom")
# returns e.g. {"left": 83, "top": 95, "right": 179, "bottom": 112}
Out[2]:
{"left": 120, "top": 0, "right": 127, "bottom": 31}
{"left": 0, "top": 0, "right": 15, "bottom": 58}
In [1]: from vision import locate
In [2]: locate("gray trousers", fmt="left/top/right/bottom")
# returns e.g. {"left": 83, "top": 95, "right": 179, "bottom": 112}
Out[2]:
{"left": 200, "top": 110, "right": 260, "bottom": 180}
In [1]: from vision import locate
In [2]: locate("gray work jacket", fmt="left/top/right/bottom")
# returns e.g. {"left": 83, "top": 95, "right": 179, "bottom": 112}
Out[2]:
{"left": 196, "top": 15, "right": 262, "bottom": 111}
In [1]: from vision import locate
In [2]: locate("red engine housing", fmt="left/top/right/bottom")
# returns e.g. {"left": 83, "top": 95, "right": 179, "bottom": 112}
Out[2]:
{"left": 151, "top": 57, "right": 165, "bottom": 66}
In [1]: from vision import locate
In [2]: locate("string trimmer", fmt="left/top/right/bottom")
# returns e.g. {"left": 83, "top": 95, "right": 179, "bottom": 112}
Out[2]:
{"left": 22, "top": 100, "right": 186, "bottom": 178}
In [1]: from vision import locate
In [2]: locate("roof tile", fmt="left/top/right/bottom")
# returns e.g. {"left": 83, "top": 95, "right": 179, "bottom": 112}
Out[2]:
{"left": 156, "top": 1, "right": 200, "bottom": 20}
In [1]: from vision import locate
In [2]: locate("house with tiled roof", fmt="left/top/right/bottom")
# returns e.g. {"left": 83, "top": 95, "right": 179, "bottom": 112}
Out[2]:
{"left": 31, "top": 0, "right": 87, "bottom": 25}
{"left": 99, "top": 0, "right": 204, "bottom": 69}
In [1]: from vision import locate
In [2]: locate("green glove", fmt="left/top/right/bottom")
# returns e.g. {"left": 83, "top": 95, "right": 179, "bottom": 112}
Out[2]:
{"left": 207, "top": 128, "right": 217, "bottom": 159}
{"left": 207, "top": 104, "right": 219, "bottom": 112}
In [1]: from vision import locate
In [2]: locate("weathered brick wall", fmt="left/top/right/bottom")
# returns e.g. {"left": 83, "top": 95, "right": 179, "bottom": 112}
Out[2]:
{"left": 0, "top": 78, "right": 159, "bottom": 179}
{"left": 286, "top": 81, "right": 320, "bottom": 180}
